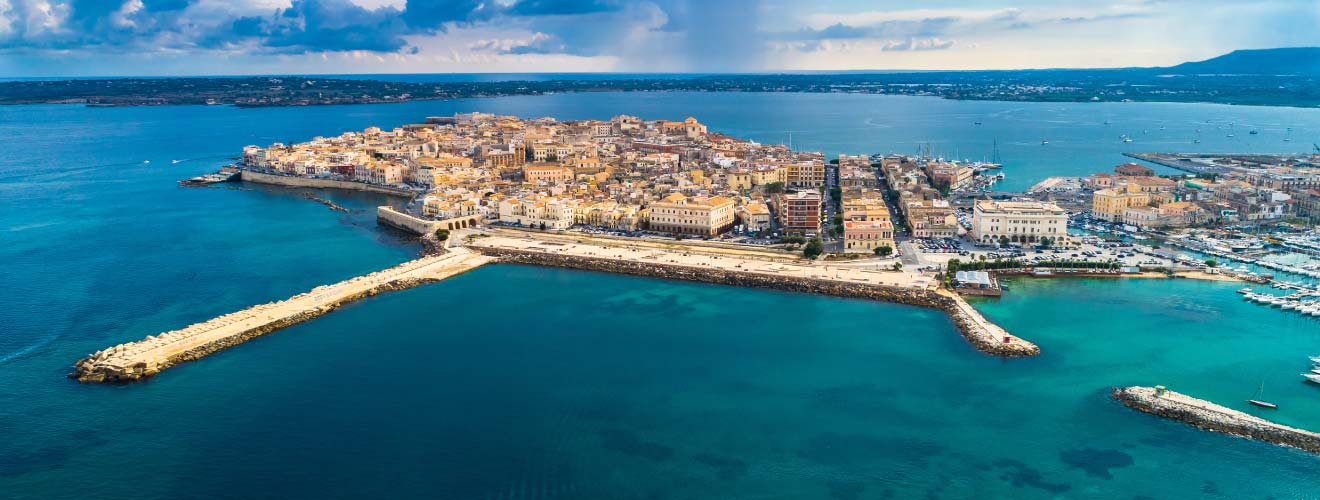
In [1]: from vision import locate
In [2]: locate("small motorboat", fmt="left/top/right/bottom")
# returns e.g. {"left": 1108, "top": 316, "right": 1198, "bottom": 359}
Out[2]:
{"left": 1305, "top": 373, "right": 1320, "bottom": 384}
{"left": 1310, "top": 356, "right": 1320, "bottom": 364}
{"left": 1237, "top": 287, "right": 1252, "bottom": 294}
{"left": 143, "top": 160, "right": 151, "bottom": 164}
{"left": 1041, "top": 140, "right": 1049, "bottom": 145}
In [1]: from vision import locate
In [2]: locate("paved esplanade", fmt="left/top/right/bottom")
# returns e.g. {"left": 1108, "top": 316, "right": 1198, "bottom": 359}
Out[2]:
{"left": 73, "top": 248, "right": 492, "bottom": 383}
{"left": 475, "top": 230, "right": 938, "bottom": 290}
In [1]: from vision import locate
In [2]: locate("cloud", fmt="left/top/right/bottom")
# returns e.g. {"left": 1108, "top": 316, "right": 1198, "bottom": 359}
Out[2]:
{"left": 881, "top": 37, "right": 954, "bottom": 51}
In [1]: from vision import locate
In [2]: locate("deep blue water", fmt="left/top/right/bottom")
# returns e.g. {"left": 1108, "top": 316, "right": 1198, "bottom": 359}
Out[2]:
{"left": 3, "top": 93, "right": 1320, "bottom": 499}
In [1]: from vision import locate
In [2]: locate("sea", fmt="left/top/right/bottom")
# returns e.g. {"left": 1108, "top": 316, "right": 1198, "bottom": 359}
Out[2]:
{"left": 2, "top": 91, "right": 1320, "bottom": 499}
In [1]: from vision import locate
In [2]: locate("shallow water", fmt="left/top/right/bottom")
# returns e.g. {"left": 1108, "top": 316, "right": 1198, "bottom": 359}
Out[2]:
{"left": 2, "top": 94, "right": 1320, "bottom": 499}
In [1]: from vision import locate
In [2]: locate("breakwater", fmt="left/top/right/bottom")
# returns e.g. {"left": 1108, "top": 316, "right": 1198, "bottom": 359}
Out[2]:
{"left": 72, "top": 250, "right": 492, "bottom": 383}
{"left": 478, "top": 247, "right": 1038, "bottom": 357}
{"left": 239, "top": 170, "right": 417, "bottom": 197}
{"left": 1113, "top": 386, "right": 1320, "bottom": 454}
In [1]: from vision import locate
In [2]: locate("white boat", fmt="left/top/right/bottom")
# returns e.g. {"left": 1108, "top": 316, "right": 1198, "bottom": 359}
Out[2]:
{"left": 1310, "top": 356, "right": 1320, "bottom": 364}
{"left": 1282, "top": 302, "right": 1298, "bottom": 310}
{"left": 1304, "top": 373, "right": 1320, "bottom": 384}
{"left": 1237, "top": 287, "right": 1252, "bottom": 294}
{"left": 143, "top": 160, "right": 150, "bottom": 164}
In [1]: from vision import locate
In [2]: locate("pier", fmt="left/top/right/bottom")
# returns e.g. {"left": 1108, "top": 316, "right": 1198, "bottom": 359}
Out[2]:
{"left": 468, "top": 231, "right": 1038, "bottom": 357}
{"left": 1113, "top": 386, "right": 1320, "bottom": 454}
{"left": 72, "top": 249, "right": 492, "bottom": 383}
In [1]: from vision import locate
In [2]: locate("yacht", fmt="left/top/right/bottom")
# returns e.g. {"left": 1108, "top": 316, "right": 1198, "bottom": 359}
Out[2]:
{"left": 1310, "top": 356, "right": 1320, "bottom": 364}
{"left": 1304, "top": 373, "right": 1320, "bottom": 384}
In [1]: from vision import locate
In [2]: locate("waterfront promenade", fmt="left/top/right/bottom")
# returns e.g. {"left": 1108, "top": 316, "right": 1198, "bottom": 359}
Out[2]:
{"left": 72, "top": 249, "right": 492, "bottom": 383}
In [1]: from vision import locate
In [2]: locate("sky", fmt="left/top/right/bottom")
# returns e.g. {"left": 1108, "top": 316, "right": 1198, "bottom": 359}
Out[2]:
{"left": 0, "top": 0, "right": 1317, "bottom": 77}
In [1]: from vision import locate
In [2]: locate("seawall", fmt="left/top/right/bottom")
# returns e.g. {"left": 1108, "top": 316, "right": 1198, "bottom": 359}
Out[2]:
{"left": 72, "top": 250, "right": 492, "bottom": 383}
{"left": 480, "top": 247, "right": 1039, "bottom": 357}
{"left": 1113, "top": 386, "right": 1320, "bottom": 454}
{"left": 240, "top": 170, "right": 417, "bottom": 197}
{"left": 377, "top": 206, "right": 442, "bottom": 236}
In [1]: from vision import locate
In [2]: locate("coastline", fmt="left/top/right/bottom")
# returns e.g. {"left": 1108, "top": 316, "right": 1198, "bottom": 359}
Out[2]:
{"left": 239, "top": 170, "right": 417, "bottom": 198}
{"left": 468, "top": 233, "right": 1039, "bottom": 357}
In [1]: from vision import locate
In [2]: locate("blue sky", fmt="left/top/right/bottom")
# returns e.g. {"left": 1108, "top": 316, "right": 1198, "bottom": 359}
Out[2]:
{"left": 0, "top": 0, "right": 1317, "bottom": 76}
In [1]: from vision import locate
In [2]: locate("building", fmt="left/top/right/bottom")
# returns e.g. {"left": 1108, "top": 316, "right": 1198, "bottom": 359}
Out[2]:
{"left": 645, "top": 193, "right": 735, "bottom": 236}
{"left": 736, "top": 202, "right": 773, "bottom": 232}
{"left": 1092, "top": 184, "right": 1151, "bottom": 222}
{"left": 777, "top": 191, "right": 822, "bottom": 235}
{"left": 971, "top": 199, "right": 1070, "bottom": 246}
{"left": 788, "top": 161, "right": 826, "bottom": 189}
{"left": 523, "top": 164, "right": 575, "bottom": 184}
{"left": 1114, "top": 163, "right": 1155, "bottom": 176}
{"left": 905, "top": 199, "right": 958, "bottom": 238}
{"left": 843, "top": 220, "right": 895, "bottom": 254}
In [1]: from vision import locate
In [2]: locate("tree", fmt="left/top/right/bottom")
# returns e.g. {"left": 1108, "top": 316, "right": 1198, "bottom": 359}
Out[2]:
{"left": 998, "top": 235, "right": 1010, "bottom": 247}
{"left": 875, "top": 244, "right": 893, "bottom": 257}
{"left": 764, "top": 182, "right": 786, "bottom": 194}
{"left": 803, "top": 237, "right": 824, "bottom": 259}
{"left": 433, "top": 228, "right": 450, "bottom": 241}
{"left": 891, "top": 262, "right": 903, "bottom": 271}
{"left": 946, "top": 258, "right": 962, "bottom": 274}
{"left": 1039, "top": 236, "right": 1052, "bottom": 249}
{"left": 1204, "top": 259, "right": 1218, "bottom": 268}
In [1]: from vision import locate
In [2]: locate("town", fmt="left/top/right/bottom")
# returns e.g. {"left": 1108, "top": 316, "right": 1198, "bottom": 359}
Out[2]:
{"left": 232, "top": 113, "right": 1320, "bottom": 287}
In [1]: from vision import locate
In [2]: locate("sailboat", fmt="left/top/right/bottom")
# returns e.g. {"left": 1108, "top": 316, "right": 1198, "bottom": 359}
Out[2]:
{"left": 1248, "top": 382, "right": 1277, "bottom": 409}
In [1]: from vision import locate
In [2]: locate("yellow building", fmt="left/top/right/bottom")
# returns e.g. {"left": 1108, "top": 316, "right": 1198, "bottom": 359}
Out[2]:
{"left": 646, "top": 193, "right": 736, "bottom": 236}
{"left": 1092, "top": 184, "right": 1151, "bottom": 222}
{"left": 843, "top": 220, "right": 895, "bottom": 254}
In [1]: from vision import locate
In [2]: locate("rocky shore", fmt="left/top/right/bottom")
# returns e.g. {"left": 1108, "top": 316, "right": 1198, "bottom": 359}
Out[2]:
{"left": 480, "top": 248, "right": 1039, "bottom": 357}
{"left": 1113, "top": 386, "right": 1320, "bottom": 454}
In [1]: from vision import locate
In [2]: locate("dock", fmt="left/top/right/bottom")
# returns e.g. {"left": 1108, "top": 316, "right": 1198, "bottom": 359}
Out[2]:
{"left": 468, "top": 231, "right": 1038, "bottom": 357}
{"left": 1113, "top": 386, "right": 1320, "bottom": 454}
{"left": 72, "top": 249, "right": 491, "bottom": 383}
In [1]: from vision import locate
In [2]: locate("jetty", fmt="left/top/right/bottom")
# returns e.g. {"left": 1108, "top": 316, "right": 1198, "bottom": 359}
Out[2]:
{"left": 1113, "top": 386, "right": 1320, "bottom": 454}
{"left": 468, "top": 231, "right": 1038, "bottom": 357}
{"left": 72, "top": 249, "right": 491, "bottom": 383}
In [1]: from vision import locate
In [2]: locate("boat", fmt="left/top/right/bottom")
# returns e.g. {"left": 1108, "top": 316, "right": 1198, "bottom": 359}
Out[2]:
{"left": 1304, "top": 373, "right": 1320, "bottom": 384}
{"left": 1248, "top": 383, "right": 1277, "bottom": 409}
{"left": 171, "top": 159, "right": 181, "bottom": 164}
{"left": 1311, "top": 356, "right": 1320, "bottom": 364}
{"left": 1311, "top": 367, "right": 1320, "bottom": 375}
{"left": 1237, "top": 287, "right": 1252, "bottom": 294}
{"left": 1249, "top": 130, "right": 1259, "bottom": 135}
{"left": 1122, "top": 137, "right": 1133, "bottom": 143}
{"left": 142, "top": 160, "right": 150, "bottom": 164}
{"left": 974, "top": 121, "right": 982, "bottom": 125}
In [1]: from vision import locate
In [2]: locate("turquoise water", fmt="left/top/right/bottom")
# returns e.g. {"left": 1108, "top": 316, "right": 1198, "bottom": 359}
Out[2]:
{"left": 3, "top": 94, "right": 1320, "bottom": 499}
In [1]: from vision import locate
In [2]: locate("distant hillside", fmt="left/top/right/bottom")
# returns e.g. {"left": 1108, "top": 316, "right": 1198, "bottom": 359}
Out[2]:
{"left": 1165, "top": 47, "right": 1320, "bottom": 75}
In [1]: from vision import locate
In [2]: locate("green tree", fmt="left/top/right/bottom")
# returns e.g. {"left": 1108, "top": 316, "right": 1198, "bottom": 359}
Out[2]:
{"left": 891, "top": 262, "right": 903, "bottom": 271}
{"left": 998, "top": 235, "right": 1010, "bottom": 247}
{"left": 875, "top": 244, "right": 893, "bottom": 257}
{"left": 946, "top": 258, "right": 962, "bottom": 274}
{"left": 764, "top": 182, "right": 786, "bottom": 194}
{"left": 1039, "top": 236, "right": 1052, "bottom": 249}
{"left": 803, "top": 237, "right": 824, "bottom": 259}
{"left": 433, "top": 228, "right": 450, "bottom": 241}
{"left": 1204, "top": 259, "right": 1218, "bottom": 268}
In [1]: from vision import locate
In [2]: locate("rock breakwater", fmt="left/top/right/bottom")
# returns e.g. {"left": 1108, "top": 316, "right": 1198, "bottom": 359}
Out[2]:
{"left": 482, "top": 248, "right": 1038, "bottom": 357}
{"left": 72, "top": 250, "right": 492, "bottom": 383}
{"left": 1113, "top": 386, "right": 1320, "bottom": 454}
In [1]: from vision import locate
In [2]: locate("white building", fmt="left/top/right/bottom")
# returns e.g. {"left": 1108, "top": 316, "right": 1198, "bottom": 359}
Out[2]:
{"left": 971, "top": 199, "right": 1071, "bottom": 246}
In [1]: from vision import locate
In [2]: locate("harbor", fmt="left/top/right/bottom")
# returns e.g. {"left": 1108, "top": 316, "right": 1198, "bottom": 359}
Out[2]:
{"left": 466, "top": 230, "right": 1039, "bottom": 357}
{"left": 1113, "top": 386, "right": 1320, "bottom": 454}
